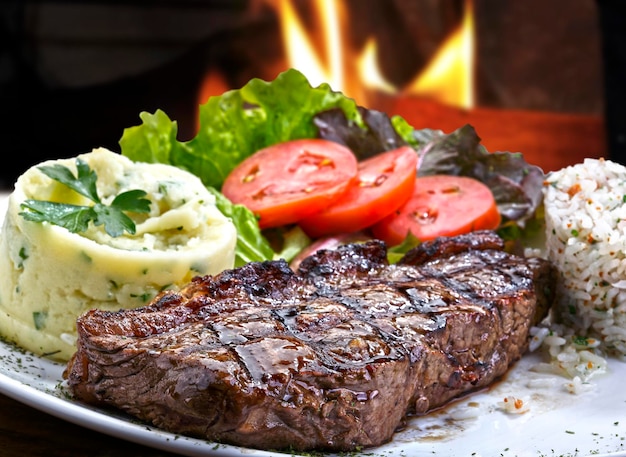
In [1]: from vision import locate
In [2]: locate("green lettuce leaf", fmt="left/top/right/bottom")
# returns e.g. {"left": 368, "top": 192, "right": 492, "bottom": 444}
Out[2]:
{"left": 120, "top": 69, "right": 362, "bottom": 190}
{"left": 206, "top": 187, "right": 274, "bottom": 267}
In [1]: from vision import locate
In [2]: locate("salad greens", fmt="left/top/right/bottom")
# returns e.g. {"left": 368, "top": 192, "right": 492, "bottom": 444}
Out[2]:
{"left": 120, "top": 69, "right": 362, "bottom": 190}
{"left": 313, "top": 109, "right": 544, "bottom": 229}
{"left": 20, "top": 159, "right": 151, "bottom": 237}
{"left": 119, "top": 68, "right": 545, "bottom": 265}
{"left": 206, "top": 187, "right": 275, "bottom": 266}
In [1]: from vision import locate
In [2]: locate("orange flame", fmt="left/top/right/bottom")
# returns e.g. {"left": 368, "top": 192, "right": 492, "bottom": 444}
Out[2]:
{"left": 275, "top": 0, "right": 475, "bottom": 109}
{"left": 403, "top": 0, "right": 475, "bottom": 109}
{"left": 197, "top": 1, "right": 476, "bottom": 114}
{"left": 274, "top": 0, "right": 387, "bottom": 104}
{"left": 278, "top": 0, "right": 342, "bottom": 89}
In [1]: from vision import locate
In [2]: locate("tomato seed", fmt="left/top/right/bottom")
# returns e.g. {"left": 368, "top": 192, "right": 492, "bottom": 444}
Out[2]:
{"left": 288, "top": 152, "right": 335, "bottom": 173}
{"left": 412, "top": 207, "right": 437, "bottom": 225}
{"left": 441, "top": 185, "right": 461, "bottom": 194}
{"left": 359, "top": 174, "right": 388, "bottom": 188}
{"left": 243, "top": 165, "right": 260, "bottom": 183}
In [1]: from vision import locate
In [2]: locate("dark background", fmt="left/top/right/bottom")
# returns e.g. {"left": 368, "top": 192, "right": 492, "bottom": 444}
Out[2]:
{"left": 0, "top": 0, "right": 620, "bottom": 189}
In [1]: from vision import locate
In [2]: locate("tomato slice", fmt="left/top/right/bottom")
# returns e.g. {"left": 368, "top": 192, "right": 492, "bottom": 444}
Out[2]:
{"left": 298, "top": 146, "right": 418, "bottom": 238}
{"left": 371, "top": 175, "right": 501, "bottom": 245}
{"left": 222, "top": 139, "right": 358, "bottom": 229}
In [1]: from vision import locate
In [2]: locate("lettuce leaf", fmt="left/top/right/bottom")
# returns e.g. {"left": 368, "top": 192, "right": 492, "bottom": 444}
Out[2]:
{"left": 120, "top": 69, "right": 362, "bottom": 189}
{"left": 205, "top": 188, "right": 275, "bottom": 267}
{"left": 313, "top": 107, "right": 409, "bottom": 160}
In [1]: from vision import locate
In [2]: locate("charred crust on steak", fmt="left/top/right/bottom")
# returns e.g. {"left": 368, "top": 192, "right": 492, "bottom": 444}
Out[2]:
{"left": 64, "top": 230, "right": 556, "bottom": 452}
{"left": 398, "top": 229, "right": 505, "bottom": 266}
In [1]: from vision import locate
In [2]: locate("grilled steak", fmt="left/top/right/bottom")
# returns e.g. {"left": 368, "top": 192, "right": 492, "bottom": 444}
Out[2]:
{"left": 65, "top": 230, "right": 556, "bottom": 452}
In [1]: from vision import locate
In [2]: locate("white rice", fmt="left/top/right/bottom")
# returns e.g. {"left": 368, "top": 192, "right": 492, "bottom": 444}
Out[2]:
{"left": 542, "top": 158, "right": 626, "bottom": 366}
{"left": 498, "top": 396, "right": 530, "bottom": 414}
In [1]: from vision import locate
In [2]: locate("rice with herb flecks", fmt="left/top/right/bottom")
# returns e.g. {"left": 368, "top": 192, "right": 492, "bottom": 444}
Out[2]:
{"left": 543, "top": 158, "right": 626, "bottom": 359}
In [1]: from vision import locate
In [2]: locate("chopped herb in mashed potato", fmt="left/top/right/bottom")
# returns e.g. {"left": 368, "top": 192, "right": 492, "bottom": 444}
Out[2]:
{"left": 0, "top": 147, "right": 237, "bottom": 361}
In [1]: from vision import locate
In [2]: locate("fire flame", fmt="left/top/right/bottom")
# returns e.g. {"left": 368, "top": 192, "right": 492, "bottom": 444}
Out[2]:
{"left": 275, "top": 0, "right": 475, "bottom": 109}
{"left": 404, "top": 0, "right": 475, "bottom": 109}
{"left": 197, "top": 0, "right": 476, "bottom": 118}
{"left": 278, "top": 0, "right": 344, "bottom": 90}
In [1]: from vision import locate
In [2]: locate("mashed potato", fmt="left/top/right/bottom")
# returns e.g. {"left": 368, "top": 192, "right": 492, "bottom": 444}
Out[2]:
{"left": 0, "top": 148, "right": 237, "bottom": 361}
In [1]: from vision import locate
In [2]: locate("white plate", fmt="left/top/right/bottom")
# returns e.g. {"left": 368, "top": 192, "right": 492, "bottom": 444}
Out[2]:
{"left": 1, "top": 339, "right": 626, "bottom": 457}
{"left": 1, "top": 192, "right": 626, "bottom": 457}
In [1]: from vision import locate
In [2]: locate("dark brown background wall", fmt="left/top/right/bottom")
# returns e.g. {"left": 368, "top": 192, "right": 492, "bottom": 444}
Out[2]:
{"left": 0, "top": 0, "right": 611, "bottom": 187}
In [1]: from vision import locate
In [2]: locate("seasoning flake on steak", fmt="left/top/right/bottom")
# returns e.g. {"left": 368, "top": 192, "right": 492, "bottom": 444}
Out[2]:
{"left": 64, "top": 230, "right": 556, "bottom": 452}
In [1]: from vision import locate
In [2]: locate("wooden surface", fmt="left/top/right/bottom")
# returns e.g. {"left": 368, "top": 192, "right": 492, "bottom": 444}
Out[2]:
{"left": 0, "top": 103, "right": 607, "bottom": 456}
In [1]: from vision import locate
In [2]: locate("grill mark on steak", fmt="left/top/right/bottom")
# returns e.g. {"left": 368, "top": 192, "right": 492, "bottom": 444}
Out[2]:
{"left": 64, "top": 230, "right": 556, "bottom": 452}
